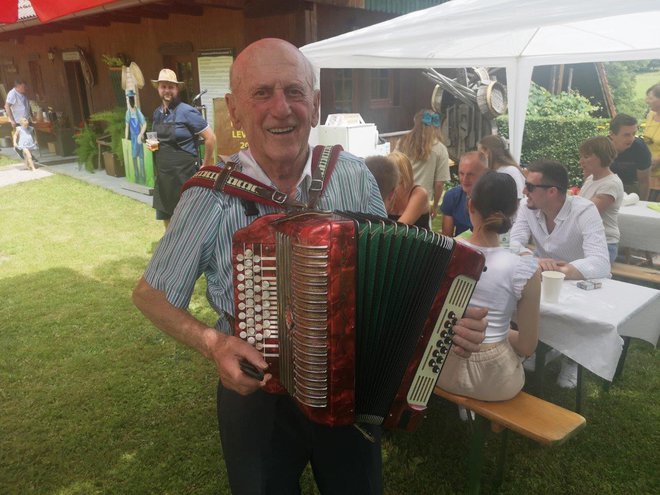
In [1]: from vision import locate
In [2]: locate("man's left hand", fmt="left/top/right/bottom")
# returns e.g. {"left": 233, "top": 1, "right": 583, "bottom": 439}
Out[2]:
{"left": 451, "top": 306, "right": 488, "bottom": 358}
{"left": 537, "top": 258, "right": 565, "bottom": 272}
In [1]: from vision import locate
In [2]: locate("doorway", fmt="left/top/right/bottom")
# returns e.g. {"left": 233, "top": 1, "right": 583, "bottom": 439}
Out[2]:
{"left": 64, "top": 60, "right": 90, "bottom": 127}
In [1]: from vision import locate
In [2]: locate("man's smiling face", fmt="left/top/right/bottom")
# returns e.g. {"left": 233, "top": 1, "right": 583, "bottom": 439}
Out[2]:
{"left": 226, "top": 41, "right": 320, "bottom": 172}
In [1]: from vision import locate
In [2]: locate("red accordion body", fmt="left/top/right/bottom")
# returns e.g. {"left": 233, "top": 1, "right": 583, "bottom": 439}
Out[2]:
{"left": 232, "top": 211, "right": 485, "bottom": 430}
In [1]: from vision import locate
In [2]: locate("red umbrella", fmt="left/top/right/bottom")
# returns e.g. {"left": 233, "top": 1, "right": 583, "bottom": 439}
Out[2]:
{"left": 0, "top": 0, "right": 120, "bottom": 24}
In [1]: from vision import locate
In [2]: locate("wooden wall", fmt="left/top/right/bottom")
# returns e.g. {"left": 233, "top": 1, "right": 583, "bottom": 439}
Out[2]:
{"left": 0, "top": 1, "right": 430, "bottom": 136}
{"left": 0, "top": 6, "right": 246, "bottom": 124}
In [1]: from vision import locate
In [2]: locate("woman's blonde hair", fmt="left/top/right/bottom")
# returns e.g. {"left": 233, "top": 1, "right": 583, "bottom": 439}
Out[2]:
{"left": 388, "top": 151, "right": 414, "bottom": 191}
{"left": 396, "top": 109, "right": 443, "bottom": 162}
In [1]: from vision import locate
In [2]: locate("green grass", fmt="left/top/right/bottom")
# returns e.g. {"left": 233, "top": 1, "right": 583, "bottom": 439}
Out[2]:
{"left": 1, "top": 175, "right": 659, "bottom": 494}
{"left": 634, "top": 70, "right": 660, "bottom": 100}
{"left": 0, "top": 153, "right": 22, "bottom": 169}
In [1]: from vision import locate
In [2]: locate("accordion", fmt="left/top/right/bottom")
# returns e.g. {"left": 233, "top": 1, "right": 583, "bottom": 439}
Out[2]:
{"left": 232, "top": 211, "right": 485, "bottom": 430}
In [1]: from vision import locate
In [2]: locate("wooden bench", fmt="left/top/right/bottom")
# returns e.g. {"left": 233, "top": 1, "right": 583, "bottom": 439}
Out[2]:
{"left": 434, "top": 386, "right": 586, "bottom": 494}
{"left": 611, "top": 262, "right": 660, "bottom": 286}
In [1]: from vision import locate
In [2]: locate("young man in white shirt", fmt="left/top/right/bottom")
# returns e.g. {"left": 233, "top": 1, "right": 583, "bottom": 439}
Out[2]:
{"left": 510, "top": 160, "right": 610, "bottom": 388}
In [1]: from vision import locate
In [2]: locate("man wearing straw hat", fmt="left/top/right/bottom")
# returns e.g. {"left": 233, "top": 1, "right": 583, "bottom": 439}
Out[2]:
{"left": 147, "top": 68, "right": 216, "bottom": 228}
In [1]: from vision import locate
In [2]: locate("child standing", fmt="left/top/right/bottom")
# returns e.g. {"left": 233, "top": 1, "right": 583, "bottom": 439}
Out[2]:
{"left": 13, "top": 117, "right": 38, "bottom": 171}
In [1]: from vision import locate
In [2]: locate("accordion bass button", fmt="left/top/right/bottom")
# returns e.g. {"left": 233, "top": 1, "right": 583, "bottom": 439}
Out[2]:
{"left": 238, "top": 322, "right": 247, "bottom": 330}
{"left": 244, "top": 249, "right": 253, "bottom": 258}
{"left": 237, "top": 263, "right": 244, "bottom": 272}
{"left": 247, "top": 336, "right": 256, "bottom": 345}
{"left": 253, "top": 254, "right": 260, "bottom": 262}
{"left": 238, "top": 312, "right": 246, "bottom": 320}
{"left": 239, "top": 331, "right": 247, "bottom": 339}
{"left": 244, "top": 259, "right": 253, "bottom": 268}
{"left": 236, "top": 254, "right": 244, "bottom": 262}
{"left": 255, "top": 333, "right": 263, "bottom": 341}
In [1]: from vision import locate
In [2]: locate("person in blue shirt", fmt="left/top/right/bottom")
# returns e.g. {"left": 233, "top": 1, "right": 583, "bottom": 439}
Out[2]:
{"left": 440, "top": 151, "right": 487, "bottom": 236}
{"left": 147, "top": 68, "right": 216, "bottom": 228}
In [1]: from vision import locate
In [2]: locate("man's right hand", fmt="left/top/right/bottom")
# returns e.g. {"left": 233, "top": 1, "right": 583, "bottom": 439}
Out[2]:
{"left": 204, "top": 330, "right": 271, "bottom": 395}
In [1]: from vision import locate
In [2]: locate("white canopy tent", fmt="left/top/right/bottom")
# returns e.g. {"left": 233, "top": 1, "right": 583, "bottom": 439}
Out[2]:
{"left": 301, "top": 0, "right": 660, "bottom": 161}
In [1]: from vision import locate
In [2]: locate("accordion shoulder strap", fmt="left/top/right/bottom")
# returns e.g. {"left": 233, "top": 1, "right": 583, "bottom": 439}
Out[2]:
{"left": 181, "top": 144, "right": 343, "bottom": 210}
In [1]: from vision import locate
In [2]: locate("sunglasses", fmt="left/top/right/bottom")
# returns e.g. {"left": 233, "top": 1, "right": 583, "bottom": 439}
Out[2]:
{"left": 525, "top": 182, "right": 556, "bottom": 192}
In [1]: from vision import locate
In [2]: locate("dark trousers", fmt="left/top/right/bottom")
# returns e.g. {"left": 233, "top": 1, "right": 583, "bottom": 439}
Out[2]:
{"left": 217, "top": 383, "right": 383, "bottom": 495}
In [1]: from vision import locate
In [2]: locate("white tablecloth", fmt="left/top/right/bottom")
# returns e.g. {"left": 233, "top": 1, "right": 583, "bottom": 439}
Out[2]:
{"left": 539, "top": 279, "right": 660, "bottom": 381}
{"left": 618, "top": 201, "right": 660, "bottom": 252}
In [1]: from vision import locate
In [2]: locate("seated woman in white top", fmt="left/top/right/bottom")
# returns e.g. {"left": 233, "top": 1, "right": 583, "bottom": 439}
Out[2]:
{"left": 437, "top": 171, "right": 540, "bottom": 401}
{"left": 578, "top": 136, "right": 625, "bottom": 264}
{"left": 478, "top": 134, "right": 526, "bottom": 200}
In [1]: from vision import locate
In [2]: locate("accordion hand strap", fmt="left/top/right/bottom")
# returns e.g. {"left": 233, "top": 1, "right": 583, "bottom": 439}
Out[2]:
{"left": 181, "top": 144, "right": 343, "bottom": 210}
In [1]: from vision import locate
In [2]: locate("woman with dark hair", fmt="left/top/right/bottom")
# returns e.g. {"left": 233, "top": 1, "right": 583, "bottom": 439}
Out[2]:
{"left": 644, "top": 83, "right": 660, "bottom": 200}
{"left": 478, "top": 134, "right": 526, "bottom": 200}
{"left": 396, "top": 109, "right": 450, "bottom": 221}
{"left": 437, "top": 171, "right": 540, "bottom": 401}
{"left": 578, "top": 136, "right": 624, "bottom": 263}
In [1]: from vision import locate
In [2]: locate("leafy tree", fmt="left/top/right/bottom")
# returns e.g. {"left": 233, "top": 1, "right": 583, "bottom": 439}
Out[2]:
{"left": 526, "top": 82, "right": 599, "bottom": 117}
{"left": 604, "top": 61, "right": 646, "bottom": 117}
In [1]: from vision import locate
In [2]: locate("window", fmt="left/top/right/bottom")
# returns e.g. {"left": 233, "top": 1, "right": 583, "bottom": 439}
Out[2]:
{"left": 28, "top": 61, "right": 45, "bottom": 100}
{"left": 369, "top": 69, "right": 394, "bottom": 108}
{"left": 333, "top": 69, "right": 354, "bottom": 113}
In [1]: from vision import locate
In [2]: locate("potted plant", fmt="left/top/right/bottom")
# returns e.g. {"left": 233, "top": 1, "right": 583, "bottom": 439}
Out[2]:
{"left": 90, "top": 108, "right": 126, "bottom": 177}
{"left": 102, "top": 53, "right": 130, "bottom": 105}
{"left": 74, "top": 125, "right": 99, "bottom": 172}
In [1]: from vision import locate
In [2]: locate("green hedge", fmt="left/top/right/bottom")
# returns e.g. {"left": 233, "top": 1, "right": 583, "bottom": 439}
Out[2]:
{"left": 498, "top": 116, "right": 608, "bottom": 187}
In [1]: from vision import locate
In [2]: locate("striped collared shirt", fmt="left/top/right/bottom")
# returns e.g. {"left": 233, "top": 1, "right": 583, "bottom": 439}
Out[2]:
{"left": 144, "top": 149, "right": 386, "bottom": 331}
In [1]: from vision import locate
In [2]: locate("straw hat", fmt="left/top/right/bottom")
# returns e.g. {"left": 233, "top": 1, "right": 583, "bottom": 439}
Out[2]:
{"left": 151, "top": 68, "right": 184, "bottom": 88}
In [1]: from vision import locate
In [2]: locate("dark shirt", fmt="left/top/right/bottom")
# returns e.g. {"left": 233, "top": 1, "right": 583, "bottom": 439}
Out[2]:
{"left": 440, "top": 186, "right": 471, "bottom": 235}
{"left": 611, "top": 137, "right": 651, "bottom": 185}
{"left": 152, "top": 100, "right": 209, "bottom": 156}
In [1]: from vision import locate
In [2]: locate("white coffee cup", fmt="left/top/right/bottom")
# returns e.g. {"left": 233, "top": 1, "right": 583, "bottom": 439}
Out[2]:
{"left": 541, "top": 271, "right": 565, "bottom": 303}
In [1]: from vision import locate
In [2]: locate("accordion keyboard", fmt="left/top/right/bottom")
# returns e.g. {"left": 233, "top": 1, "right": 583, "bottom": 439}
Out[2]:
{"left": 234, "top": 246, "right": 279, "bottom": 358}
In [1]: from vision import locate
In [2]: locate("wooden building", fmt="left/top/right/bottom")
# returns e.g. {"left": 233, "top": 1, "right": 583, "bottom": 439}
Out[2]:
{"left": 0, "top": 0, "right": 447, "bottom": 140}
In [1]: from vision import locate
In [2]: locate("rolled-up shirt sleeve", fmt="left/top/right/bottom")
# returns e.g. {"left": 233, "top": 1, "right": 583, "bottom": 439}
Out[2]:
{"left": 144, "top": 187, "right": 222, "bottom": 309}
{"left": 570, "top": 205, "right": 611, "bottom": 280}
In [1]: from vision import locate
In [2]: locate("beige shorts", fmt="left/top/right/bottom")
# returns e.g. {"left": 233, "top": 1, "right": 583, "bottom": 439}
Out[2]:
{"left": 436, "top": 339, "right": 524, "bottom": 401}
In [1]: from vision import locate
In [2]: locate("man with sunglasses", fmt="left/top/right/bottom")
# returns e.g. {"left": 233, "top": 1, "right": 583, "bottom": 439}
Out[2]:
{"left": 609, "top": 113, "right": 651, "bottom": 200}
{"left": 510, "top": 160, "right": 610, "bottom": 387}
